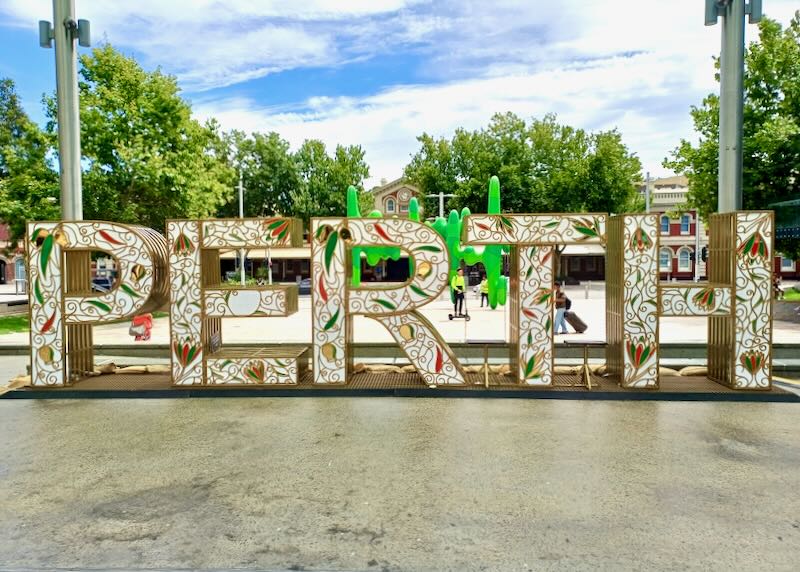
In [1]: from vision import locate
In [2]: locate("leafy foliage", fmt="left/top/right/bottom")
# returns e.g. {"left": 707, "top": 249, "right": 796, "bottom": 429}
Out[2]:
{"left": 0, "top": 78, "right": 59, "bottom": 242}
{"left": 404, "top": 112, "right": 642, "bottom": 216}
{"left": 44, "top": 45, "right": 234, "bottom": 232}
{"left": 665, "top": 15, "right": 800, "bottom": 258}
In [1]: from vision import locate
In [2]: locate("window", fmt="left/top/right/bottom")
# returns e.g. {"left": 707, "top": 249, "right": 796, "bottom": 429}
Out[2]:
{"left": 15, "top": 258, "right": 26, "bottom": 281}
{"left": 659, "top": 248, "right": 672, "bottom": 271}
{"left": 660, "top": 215, "right": 670, "bottom": 234}
{"left": 569, "top": 257, "right": 581, "bottom": 272}
{"left": 385, "top": 198, "right": 395, "bottom": 213}
{"left": 399, "top": 203, "right": 408, "bottom": 213}
{"left": 681, "top": 214, "right": 691, "bottom": 234}
{"left": 781, "top": 257, "right": 795, "bottom": 271}
{"left": 678, "top": 248, "right": 692, "bottom": 271}
{"left": 585, "top": 257, "right": 597, "bottom": 272}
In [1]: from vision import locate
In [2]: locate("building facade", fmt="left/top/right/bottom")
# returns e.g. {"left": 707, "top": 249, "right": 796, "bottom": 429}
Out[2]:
{"left": 369, "top": 177, "right": 421, "bottom": 216}
{"left": 640, "top": 176, "right": 706, "bottom": 280}
{"left": 0, "top": 224, "right": 25, "bottom": 287}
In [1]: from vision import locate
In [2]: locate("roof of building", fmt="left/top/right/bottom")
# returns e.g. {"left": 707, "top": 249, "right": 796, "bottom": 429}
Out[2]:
{"left": 370, "top": 177, "right": 420, "bottom": 198}
{"left": 636, "top": 174, "right": 688, "bottom": 189}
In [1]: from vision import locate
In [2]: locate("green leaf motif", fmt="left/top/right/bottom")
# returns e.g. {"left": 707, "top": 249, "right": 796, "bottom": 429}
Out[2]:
{"left": 34, "top": 278, "right": 44, "bottom": 305}
{"left": 543, "top": 221, "right": 559, "bottom": 229}
{"left": 323, "top": 307, "right": 340, "bottom": 331}
{"left": 414, "top": 245, "right": 442, "bottom": 253}
{"left": 324, "top": 230, "right": 339, "bottom": 273}
{"left": 409, "top": 284, "right": 429, "bottom": 298}
{"left": 574, "top": 225, "right": 598, "bottom": 238}
{"left": 525, "top": 355, "right": 536, "bottom": 377}
{"left": 40, "top": 234, "right": 54, "bottom": 278}
{"left": 87, "top": 299, "right": 112, "bottom": 312}
{"left": 374, "top": 298, "right": 397, "bottom": 310}
{"left": 527, "top": 331, "right": 533, "bottom": 345}
{"left": 120, "top": 283, "right": 140, "bottom": 298}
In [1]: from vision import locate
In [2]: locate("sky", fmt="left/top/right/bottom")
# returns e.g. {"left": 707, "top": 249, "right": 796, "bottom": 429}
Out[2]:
{"left": 1, "top": 0, "right": 798, "bottom": 188}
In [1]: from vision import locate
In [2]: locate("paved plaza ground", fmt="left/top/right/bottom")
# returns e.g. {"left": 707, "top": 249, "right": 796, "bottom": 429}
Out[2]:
{"left": 2, "top": 283, "right": 799, "bottom": 348}
{"left": 0, "top": 398, "right": 798, "bottom": 571}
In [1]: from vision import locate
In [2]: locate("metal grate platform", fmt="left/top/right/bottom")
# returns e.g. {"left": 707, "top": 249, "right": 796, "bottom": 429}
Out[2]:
{"left": 6, "top": 372, "right": 798, "bottom": 402}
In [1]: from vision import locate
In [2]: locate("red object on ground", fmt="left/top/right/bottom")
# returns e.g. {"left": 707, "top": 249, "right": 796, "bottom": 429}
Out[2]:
{"left": 130, "top": 313, "right": 153, "bottom": 341}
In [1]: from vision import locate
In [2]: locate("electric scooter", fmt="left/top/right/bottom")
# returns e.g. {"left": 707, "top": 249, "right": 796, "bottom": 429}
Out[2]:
{"left": 448, "top": 287, "right": 471, "bottom": 321}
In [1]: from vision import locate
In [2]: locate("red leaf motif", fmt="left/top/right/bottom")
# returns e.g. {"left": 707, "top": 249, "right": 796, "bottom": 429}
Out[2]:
{"left": 374, "top": 223, "right": 391, "bottom": 242}
{"left": 476, "top": 222, "right": 491, "bottom": 231}
{"left": 318, "top": 275, "right": 328, "bottom": 303}
{"left": 522, "top": 308, "right": 537, "bottom": 319}
{"left": 98, "top": 229, "right": 124, "bottom": 245}
{"left": 435, "top": 347, "right": 443, "bottom": 373}
{"left": 41, "top": 312, "right": 56, "bottom": 333}
{"left": 271, "top": 221, "right": 289, "bottom": 237}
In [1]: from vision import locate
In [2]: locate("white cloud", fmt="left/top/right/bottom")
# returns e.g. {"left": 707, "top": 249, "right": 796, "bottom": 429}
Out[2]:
{"left": 194, "top": 50, "right": 699, "bottom": 187}
{"left": 0, "top": 0, "right": 423, "bottom": 90}
{"left": 3, "top": 0, "right": 798, "bottom": 186}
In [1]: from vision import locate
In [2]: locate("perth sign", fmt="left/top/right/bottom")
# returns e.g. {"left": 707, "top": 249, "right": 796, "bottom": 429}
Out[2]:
{"left": 26, "top": 210, "right": 773, "bottom": 391}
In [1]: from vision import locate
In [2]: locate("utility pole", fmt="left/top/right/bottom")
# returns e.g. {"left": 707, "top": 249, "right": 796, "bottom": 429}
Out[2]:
{"left": 705, "top": 0, "right": 762, "bottom": 213}
{"left": 645, "top": 172, "right": 651, "bottom": 213}
{"left": 40, "top": 0, "right": 90, "bottom": 220}
{"left": 426, "top": 191, "right": 455, "bottom": 218}
{"left": 238, "top": 169, "right": 245, "bottom": 285}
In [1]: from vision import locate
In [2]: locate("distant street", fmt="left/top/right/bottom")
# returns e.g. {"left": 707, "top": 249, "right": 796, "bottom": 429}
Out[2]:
{"left": 3, "top": 283, "right": 799, "bottom": 349}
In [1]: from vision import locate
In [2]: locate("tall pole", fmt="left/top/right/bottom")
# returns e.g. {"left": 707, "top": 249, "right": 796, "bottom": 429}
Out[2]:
{"left": 426, "top": 191, "right": 455, "bottom": 218}
{"left": 694, "top": 211, "right": 702, "bottom": 282}
{"left": 238, "top": 169, "right": 245, "bottom": 285}
{"left": 645, "top": 171, "right": 651, "bottom": 213}
{"left": 53, "top": 0, "right": 83, "bottom": 220}
{"left": 718, "top": 0, "right": 746, "bottom": 213}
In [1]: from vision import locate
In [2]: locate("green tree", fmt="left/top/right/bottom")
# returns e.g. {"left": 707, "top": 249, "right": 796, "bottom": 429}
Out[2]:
{"left": 219, "top": 130, "right": 300, "bottom": 217}
{"left": 404, "top": 112, "right": 641, "bottom": 217}
{"left": 290, "top": 139, "right": 369, "bottom": 222}
{"left": 44, "top": 45, "right": 233, "bottom": 232}
{"left": 0, "top": 78, "right": 59, "bottom": 241}
{"left": 665, "top": 15, "right": 800, "bottom": 258}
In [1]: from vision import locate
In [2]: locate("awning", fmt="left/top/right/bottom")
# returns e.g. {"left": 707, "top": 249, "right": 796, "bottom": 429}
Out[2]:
{"left": 219, "top": 247, "right": 310, "bottom": 260}
{"left": 561, "top": 244, "right": 605, "bottom": 256}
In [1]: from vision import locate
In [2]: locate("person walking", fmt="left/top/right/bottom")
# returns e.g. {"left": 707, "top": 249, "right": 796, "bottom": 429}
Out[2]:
{"left": 451, "top": 268, "right": 466, "bottom": 316}
{"left": 479, "top": 274, "right": 489, "bottom": 307}
{"left": 554, "top": 284, "right": 569, "bottom": 335}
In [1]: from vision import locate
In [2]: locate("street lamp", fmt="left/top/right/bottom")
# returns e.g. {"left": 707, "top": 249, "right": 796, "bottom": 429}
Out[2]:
{"left": 705, "top": 0, "right": 762, "bottom": 213}
{"left": 426, "top": 191, "right": 455, "bottom": 219}
{"left": 39, "top": 0, "right": 90, "bottom": 221}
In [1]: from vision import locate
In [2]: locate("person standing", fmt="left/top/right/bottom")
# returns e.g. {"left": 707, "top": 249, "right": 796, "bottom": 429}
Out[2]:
{"left": 451, "top": 268, "right": 466, "bottom": 316}
{"left": 479, "top": 274, "right": 489, "bottom": 307}
{"left": 554, "top": 284, "right": 569, "bottom": 335}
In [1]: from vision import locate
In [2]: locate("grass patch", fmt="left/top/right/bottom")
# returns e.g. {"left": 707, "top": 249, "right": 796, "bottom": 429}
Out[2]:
{"left": 783, "top": 289, "right": 800, "bottom": 302}
{"left": 0, "top": 315, "right": 30, "bottom": 334}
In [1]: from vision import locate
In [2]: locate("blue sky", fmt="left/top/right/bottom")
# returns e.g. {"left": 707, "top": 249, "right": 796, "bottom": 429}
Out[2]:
{"left": 1, "top": 0, "right": 798, "bottom": 187}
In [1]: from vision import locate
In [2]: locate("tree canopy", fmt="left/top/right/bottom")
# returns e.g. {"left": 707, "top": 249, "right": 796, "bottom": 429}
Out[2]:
{"left": 219, "top": 131, "right": 370, "bottom": 222}
{"left": 45, "top": 45, "right": 234, "bottom": 231}
{"left": 404, "top": 112, "right": 643, "bottom": 216}
{"left": 0, "top": 78, "right": 59, "bottom": 242}
{"left": 665, "top": 15, "right": 800, "bottom": 258}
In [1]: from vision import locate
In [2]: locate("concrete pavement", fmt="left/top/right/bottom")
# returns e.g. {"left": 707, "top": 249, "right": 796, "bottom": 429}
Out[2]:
{"left": 0, "top": 398, "right": 798, "bottom": 570}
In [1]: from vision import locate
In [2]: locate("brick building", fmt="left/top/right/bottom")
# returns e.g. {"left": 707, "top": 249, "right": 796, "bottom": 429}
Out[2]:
{"left": 0, "top": 223, "right": 25, "bottom": 287}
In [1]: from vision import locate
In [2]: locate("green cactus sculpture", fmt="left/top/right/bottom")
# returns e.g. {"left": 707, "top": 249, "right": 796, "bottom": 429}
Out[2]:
{"left": 344, "top": 178, "right": 507, "bottom": 309}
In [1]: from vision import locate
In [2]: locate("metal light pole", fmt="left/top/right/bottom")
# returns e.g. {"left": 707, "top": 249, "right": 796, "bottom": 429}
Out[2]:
{"left": 694, "top": 212, "right": 702, "bottom": 282}
{"left": 705, "top": 0, "right": 762, "bottom": 213}
{"left": 645, "top": 172, "right": 651, "bottom": 213}
{"left": 40, "top": 0, "right": 90, "bottom": 221}
{"left": 238, "top": 169, "right": 246, "bottom": 285}
{"left": 426, "top": 191, "right": 455, "bottom": 218}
